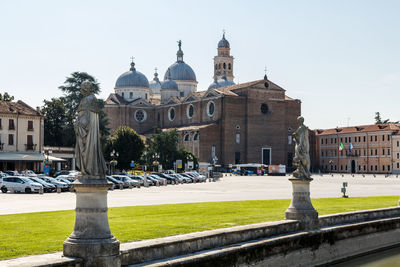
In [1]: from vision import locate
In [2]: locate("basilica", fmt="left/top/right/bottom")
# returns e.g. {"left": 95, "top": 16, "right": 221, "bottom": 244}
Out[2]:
{"left": 105, "top": 34, "right": 301, "bottom": 168}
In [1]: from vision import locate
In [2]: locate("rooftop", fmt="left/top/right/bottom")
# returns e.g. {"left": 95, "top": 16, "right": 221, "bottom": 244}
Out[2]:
{"left": 0, "top": 100, "right": 41, "bottom": 116}
{"left": 315, "top": 123, "right": 400, "bottom": 136}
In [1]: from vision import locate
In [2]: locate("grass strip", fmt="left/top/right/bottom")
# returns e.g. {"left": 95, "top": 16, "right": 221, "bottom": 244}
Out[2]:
{"left": 0, "top": 196, "right": 398, "bottom": 260}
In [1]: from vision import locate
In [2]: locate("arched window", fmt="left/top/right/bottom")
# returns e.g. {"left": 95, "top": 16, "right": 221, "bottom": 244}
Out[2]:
{"left": 228, "top": 63, "right": 231, "bottom": 70}
{"left": 129, "top": 92, "right": 133, "bottom": 99}
{"left": 215, "top": 64, "right": 217, "bottom": 70}
{"left": 223, "top": 63, "right": 226, "bottom": 69}
{"left": 121, "top": 92, "right": 125, "bottom": 98}
{"left": 184, "top": 134, "right": 190, "bottom": 142}
{"left": 193, "top": 133, "right": 199, "bottom": 141}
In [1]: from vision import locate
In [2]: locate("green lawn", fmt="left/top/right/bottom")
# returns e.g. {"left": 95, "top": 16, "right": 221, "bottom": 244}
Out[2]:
{"left": 0, "top": 196, "right": 398, "bottom": 260}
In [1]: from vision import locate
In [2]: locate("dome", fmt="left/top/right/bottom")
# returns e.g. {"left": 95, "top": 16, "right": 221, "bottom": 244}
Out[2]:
{"left": 161, "top": 69, "right": 179, "bottom": 91}
{"left": 164, "top": 62, "right": 196, "bottom": 81}
{"left": 218, "top": 33, "right": 230, "bottom": 48}
{"left": 149, "top": 68, "right": 162, "bottom": 94}
{"left": 115, "top": 62, "right": 149, "bottom": 88}
{"left": 164, "top": 40, "right": 197, "bottom": 82}
{"left": 217, "top": 75, "right": 235, "bottom": 87}
{"left": 208, "top": 76, "right": 222, "bottom": 90}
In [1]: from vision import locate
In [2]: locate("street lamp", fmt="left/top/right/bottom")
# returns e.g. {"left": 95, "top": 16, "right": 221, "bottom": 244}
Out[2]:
{"left": 110, "top": 150, "right": 119, "bottom": 175}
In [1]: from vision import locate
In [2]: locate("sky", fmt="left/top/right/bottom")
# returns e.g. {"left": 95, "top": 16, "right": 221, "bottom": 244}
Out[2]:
{"left": 0, "top": 0, "right": 399, "bottom": 130}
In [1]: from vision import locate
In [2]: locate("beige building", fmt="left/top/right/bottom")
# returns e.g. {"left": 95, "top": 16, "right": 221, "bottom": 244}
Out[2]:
{"left": 0, "top": 100, "right": 44, "bottom": 172}
{"left": 315, "top": 123, "right": 400, "bottom": 174}
{"left": 392, "top": 132, "right": 400, "bottom": 174}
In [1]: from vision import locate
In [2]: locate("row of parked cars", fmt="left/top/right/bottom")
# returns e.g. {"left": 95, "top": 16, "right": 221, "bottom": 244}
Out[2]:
{"left": 107, "top": 171, "right": 207, "bottom": 189}
{"left": 0, "top": 170, "right": 80, "bottom": 193}
{"left": 0, "top": 170, "right": 208, "bottom": 193}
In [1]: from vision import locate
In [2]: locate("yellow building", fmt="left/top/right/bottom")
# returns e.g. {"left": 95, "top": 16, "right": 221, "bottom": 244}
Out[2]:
{"left": 315, "top": 123, "right": 400, "bottom": 174}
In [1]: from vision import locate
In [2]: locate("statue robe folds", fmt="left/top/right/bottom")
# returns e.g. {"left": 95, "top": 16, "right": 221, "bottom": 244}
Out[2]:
{"left": 75, "top": 94, "right": 107, "bottom": 179}
{"left": 293, "top": 124, "right": 311, "bottom": 179}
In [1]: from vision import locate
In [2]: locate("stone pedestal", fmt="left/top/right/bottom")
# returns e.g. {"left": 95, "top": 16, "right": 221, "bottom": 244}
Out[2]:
{"left": 285, "top": 178, "right": 319, "bottom": 230}
{"left": 63, "top": 178, "right": 120, "bottom": 267}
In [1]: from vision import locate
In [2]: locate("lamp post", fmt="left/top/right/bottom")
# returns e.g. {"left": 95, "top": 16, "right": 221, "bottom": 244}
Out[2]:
{"left": 110, "top": 150, "right": 119, "bottom": 175}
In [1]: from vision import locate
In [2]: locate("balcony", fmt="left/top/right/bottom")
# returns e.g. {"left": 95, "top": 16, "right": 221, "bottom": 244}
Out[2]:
{"left": 346, "top": 152, "right": 359, "bottom": 157}
{"left": 25, "top": 144, "right": 37, "bottom": 151}
{"left": 27, "top": 127, "right": 34, "bottom": 131}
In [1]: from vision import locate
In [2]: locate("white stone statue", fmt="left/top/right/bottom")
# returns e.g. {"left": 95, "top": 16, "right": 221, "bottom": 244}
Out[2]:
{"left": 74, "top": 81, "right": 107, "bottom": 178}
{"left": 292, "top": 116, "right": 311, "bottom": 179}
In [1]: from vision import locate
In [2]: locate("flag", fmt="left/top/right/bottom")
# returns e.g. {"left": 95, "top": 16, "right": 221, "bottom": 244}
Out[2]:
{"left": 349, "top": 142, "right": 354, "bottom": 153}
{"left": 339, "top": 142, "right": 344, "bottom": 152}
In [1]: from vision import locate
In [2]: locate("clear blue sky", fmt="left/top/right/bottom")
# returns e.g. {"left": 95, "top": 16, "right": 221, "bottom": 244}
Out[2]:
{"left": 1, "top": 0, "right": 399, "bottom": 129}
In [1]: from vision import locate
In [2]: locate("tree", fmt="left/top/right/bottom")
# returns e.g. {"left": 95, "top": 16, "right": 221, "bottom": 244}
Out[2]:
{"left": 375, "top": 112, "right": 398, "bottom": 124}
{"left": 57, "top": 72, "right": 109, "bottom": 146}
{"left": 104, "top": 126, "right": 145, "bottom": 170}
{"left": 0, "top": 92, "right": 14, "bottom": 102}
{"left": 41, "top": 98, "right": 67, "bottom": 146}
{"left": 145, "top": 128, "right": 198, "bottom": 170}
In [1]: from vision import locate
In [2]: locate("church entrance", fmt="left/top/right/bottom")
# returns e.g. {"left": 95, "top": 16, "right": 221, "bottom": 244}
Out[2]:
{"left": 262, "top": 148, "right": 271, "bottom": 165}
{"left": 351, "top": 160, "right": 356, "bottom": 173}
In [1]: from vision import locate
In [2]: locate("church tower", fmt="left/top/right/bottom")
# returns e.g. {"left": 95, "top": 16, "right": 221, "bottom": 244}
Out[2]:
{"left": 214, "top": 32, "right": 234, "bottom": 81}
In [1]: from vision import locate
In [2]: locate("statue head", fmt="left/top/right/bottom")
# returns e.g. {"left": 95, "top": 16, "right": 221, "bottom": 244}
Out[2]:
{"left": 297, "top": 116, "right": 304, "bottom": 126}
{"left": 81, "top": 81, "right": 93, "bottom": 96}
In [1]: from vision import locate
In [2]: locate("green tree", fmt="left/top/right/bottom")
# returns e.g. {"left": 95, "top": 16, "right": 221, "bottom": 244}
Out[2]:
{"left": 0, "top": 92, "right": 14, "bottom": 102}
{"left": 41, "top": 98, "right": 67, "bottom": 146}
{"left": 58, "top": 72, "right": 109, "bottom": 146}
{"left": 375, "top": 112, "right": 398, "bottom": 124}
{"left": 104, "top": 126, "right": 145, "bottom": 170}
{"left": 145, "top": 128, "right": 198, "bottom": 171}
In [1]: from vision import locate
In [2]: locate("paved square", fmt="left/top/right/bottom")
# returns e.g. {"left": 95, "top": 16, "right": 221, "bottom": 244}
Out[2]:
{"left": 0, "top": 174, "right": 399, "bottom": 215}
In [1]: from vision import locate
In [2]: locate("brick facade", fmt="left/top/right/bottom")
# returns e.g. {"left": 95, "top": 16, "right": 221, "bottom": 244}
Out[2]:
{"left": 315, "top": 124, "right": 400, "bottom": 174}
{"left": 105, "top": 79, "right": 301, "bottom": 168}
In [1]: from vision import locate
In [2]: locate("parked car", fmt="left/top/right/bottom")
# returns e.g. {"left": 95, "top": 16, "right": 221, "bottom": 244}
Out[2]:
{"left": 29, "top": 177, "right": 56, "bottom": 193}
{"left": 38, "top": 176, "right": 69, "bottom": 192}
{"left": 148, "top": 174, "right": 167, "bottom": 186}
{"left": 112, "top": 175, "right": 140, "bottom": 188}
{"left": 0, "top": 172, "right": 8, "bottom": 178}
{"left": 106, "top": 176, "right": 124, "bottom": 189}
{"left": 169, "top": 174, "right": 190, "bottom": 183}
{"left": 4, "top": 171, "right": 20, "bottom": 176}
{"left": 180, "top": 173, "right": 197, "bottom": 183}
{"left": 56, "top": 175, "right": 76, "bottom": 183}
{"left": 53, "top": 170, "right": 70, "bottom": 177}
{"left": 128, "top": 176, "right": 148, "bottom": 186}
{"left": 146, "top": 176, "right": 161, "bottom": 186}
{"left": 0, "top": 176, "right": 43, "bottom": 193}
{"left": 55, "top": 177, "right": 72, "bottom": 186}
{"left": 154, "top": 173, "right": 179, "bottom": 184}
{"left": 188, "top": 172, "right": 207, "bottom": 182}
{"left": 20, "top": 170, "right": 37, "bottom": 177}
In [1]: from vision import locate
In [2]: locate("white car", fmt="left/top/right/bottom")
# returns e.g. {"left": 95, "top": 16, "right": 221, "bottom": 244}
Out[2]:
{"left": 0, "top": 176, "right": 43, "bottom": 193}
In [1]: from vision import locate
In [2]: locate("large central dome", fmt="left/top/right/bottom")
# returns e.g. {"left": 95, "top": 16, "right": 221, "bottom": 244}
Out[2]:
{"left": 164, "top": 40, "right": 197, "bottom": 82}
{"left": 164, "top": 61, "right": 196, "bottom": 81}
{"left": 115, "top": 62, "right": 149, "bottom": 88}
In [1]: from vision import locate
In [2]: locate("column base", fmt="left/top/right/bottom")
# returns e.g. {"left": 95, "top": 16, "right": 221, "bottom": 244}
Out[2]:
{"left": 285, "top": 177, "right": 319, "bottom": 230}
{"left": 63, "top": 178, "right": 120, "bottom": 266}
{"left": 63, "top": 237, "right": 120, "bottom": 267}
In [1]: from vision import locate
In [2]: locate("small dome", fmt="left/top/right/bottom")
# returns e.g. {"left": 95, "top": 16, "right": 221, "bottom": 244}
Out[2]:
{"left": 208, "top": 76, "right": 222, "bottom": 90}
{"left": 115, "top": 62, "right": 149, "bottom": 88}
{"left": 149, "top": 68, "right": 162, "bottom": 94}
{"left": 218, "top": 33, "right": 230, "bottom": 48}
{"left": 161, "top": 69, "right": 179, "bottom": 91}
{"left": 217, "top": 75, "right": 235, "bottom": 87}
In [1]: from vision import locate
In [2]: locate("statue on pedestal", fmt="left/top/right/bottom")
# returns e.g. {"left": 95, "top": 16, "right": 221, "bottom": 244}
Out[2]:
{"left": 75, "top": 81, "right": 107, "bottom": 179}
{"left": 292, "top": 116, "right": 311, "bottom": 179}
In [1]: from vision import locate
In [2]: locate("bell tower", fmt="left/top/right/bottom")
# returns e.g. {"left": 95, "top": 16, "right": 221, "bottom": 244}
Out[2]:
{"left": 214, "top": 31, "right": 234, "bottom": 81}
